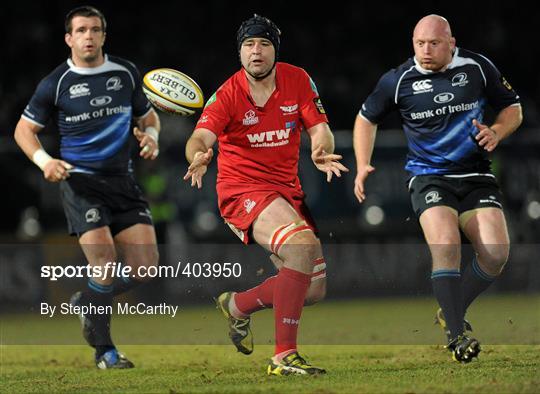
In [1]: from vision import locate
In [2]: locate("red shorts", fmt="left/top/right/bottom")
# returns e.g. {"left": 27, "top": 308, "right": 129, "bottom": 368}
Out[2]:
{"left": 217, "top": 184, "right": 316, "bottom": 244}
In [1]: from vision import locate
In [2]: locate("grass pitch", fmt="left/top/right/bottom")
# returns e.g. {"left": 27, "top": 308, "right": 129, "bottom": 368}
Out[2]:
{"left": 1, "top": 294, "right": 539, "bottom": 393}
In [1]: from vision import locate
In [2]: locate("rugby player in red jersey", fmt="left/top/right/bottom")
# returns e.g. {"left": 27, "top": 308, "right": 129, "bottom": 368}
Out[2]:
{"left": 183, "top": 14, "right": 348, "bottom": 376}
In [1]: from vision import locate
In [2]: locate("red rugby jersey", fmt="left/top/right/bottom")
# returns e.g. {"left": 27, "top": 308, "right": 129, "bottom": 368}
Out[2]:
{"left": 196, "top": 62, "right": 328, "bottom": 196}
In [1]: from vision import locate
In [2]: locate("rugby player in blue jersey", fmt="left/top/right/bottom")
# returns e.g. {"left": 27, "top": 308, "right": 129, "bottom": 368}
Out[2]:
{"left": 14, "top": 6, "right": 161, "bottom": 369}
{"left": 353, "top": 14, "right": 522, "bottom": 362}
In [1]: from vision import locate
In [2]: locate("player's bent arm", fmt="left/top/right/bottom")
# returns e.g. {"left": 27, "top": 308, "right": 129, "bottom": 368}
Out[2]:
{"left": 133, "top": 109, "right": 161, "bottom": 159}
{"left": 353, "top": 114, "right": 378, "bottom": 202}
{"left": 185, "top": 128, "right": 217, "bottom": 164}
{"left": 14, "top": 117, "right": 72, "bottom": 181}
{"left": 137, "top": 109, "right": 161, "bottom": 139}
{"left": 306, "top": 122, "right": 335, "bottom": 154}
{"left": 14, "top": 118, "right": 45, "bottom": 160}
{"left": 353, "top": 114, "right": 378, "bottom": 171}
{"left": 14, "top": 117, "right": 53, "bottom": 169}
{"left": 184, "top": 128, "right": 217, "bottom": 188}
{"left": 306, "top": 122, "right": 349, "bottom": 182}
{"left": 490, "top": 104, "right": 523, "bottom": 141}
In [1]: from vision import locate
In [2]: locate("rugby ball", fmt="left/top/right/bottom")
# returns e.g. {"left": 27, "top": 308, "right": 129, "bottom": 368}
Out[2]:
{"left": 142, "top": 68, "right": 204, "bottom": 116}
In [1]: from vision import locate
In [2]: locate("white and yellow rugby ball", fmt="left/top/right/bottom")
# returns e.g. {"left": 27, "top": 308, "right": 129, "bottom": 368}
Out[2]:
{"left": 142, "top": 68, "right": 204, "bottom": 116}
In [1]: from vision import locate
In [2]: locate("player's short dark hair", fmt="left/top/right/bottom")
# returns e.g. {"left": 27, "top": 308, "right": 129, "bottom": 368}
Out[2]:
{"left": 65, "top": 5, "right": 107, "bottom": 33}
{"left": 237, "top": 14, "right": 281, "bottom": 55}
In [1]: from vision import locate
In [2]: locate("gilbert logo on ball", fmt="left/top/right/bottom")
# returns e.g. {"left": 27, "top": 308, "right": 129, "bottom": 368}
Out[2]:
{"left": 142, "top": 68, "right": 204, "bottom": 116}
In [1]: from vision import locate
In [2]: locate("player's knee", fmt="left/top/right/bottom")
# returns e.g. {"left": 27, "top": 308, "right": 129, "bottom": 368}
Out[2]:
{"left": 138, "top": 246, "right": 160, "bottom": 266}
{"left": 478, "top": 244, "right": 509, "bottom": 273}
{"left": 289, "top": 230, "right": 320, "bottom": 258}
{"left": 88, "top": 248, "right": 117, "bottom": 267}
{"left": 148, "top": 247, "right": 160, "bottom": 266}
{"left": 305, "top": 282, "right": 326, "bottom": 306}
{"left": 272, "top": 221, "right": 320, "bottom": 272}
{"left": 429, "top": 241, "right": 460, "bottom": 264}
{"left": 281, "top": 236, "right": 320, "bottom": 273}
{"left": 426, "top": 227, "right": 461, "bottom": 246}
{"left": 126, "top": 247, "right": 159, "bottom": 281}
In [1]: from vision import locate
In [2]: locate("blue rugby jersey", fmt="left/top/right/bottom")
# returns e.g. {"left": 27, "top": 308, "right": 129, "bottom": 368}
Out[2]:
{"left": 22, "top": 55, "right": 152, "bottom": 175}
{"left": 360, "top": 48, "right": 520, "bottom": 177}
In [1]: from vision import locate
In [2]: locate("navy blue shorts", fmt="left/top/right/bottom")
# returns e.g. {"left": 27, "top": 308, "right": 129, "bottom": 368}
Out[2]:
{"left": 59, "top": 173, "right": 153, "bottom": 236}
{"left": 408, "top": 174, "right": 504, "bottom": 218}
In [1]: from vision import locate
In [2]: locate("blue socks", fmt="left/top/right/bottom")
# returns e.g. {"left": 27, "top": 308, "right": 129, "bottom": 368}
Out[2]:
{"left": 85, "top": 280, "right": 115, "bottom": 357}
{"left": 113, "top": 275, "right": 143, "bottom": 296}
{"left": 431, "top": 269, "right": 464, "bottom": 339}
{"left": 462, "top": 257, "right": 495, "bottom": 312}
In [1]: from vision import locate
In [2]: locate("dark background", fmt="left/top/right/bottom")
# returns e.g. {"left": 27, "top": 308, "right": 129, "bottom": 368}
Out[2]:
{"left": 2, "top": 1, "right": 538, "bottom": 132}
{"left": 0, "top": 1, "right": 538, "bottom": 299}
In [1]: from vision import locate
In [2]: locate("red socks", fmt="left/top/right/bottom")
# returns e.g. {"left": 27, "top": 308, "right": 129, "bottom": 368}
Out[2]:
{"left": 234, "top": 275, "right": 277, "bottom": 315}
{"left": 233, "top": 263, "right": 315, "bottom": 356}
{"left": 273, "top": 267, "right": 311, "bottom": 355}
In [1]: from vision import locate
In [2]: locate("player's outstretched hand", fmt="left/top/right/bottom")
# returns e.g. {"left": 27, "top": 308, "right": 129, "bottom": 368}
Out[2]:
{"left": 183, "top": 148, "right": 214, "bottom": 189}
{"left": 473, "top": 119, "right": 500, "bottom": 152}
{"left": 354, "top": 165, "right": 376, "bottom": 203}
{"left": 42, "top": 159, "right": 73, "bottom": 183}
{"left": 133, "top": 127, "right": 159, "bottom": 160}
{"left": 311, "top": 145, "right": 349, "bottom": 183}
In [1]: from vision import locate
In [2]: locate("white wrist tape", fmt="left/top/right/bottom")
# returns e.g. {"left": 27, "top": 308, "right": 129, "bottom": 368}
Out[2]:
{"left": 145, "top": 126, "right": 159, "bottom": 143}
{"left": 32, "top": 148, "right": 53, "bottom": 170}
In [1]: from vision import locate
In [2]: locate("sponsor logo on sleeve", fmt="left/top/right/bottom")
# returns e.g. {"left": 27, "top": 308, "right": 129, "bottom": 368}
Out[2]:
{"left": 501, "top": 76, "right": 513, "bottom": 91}
{"left": 313, "top": 97, "right": 326, "bottom": 114}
